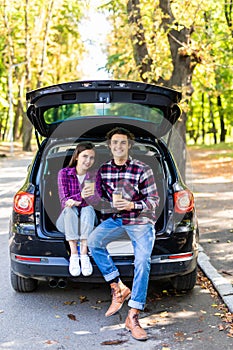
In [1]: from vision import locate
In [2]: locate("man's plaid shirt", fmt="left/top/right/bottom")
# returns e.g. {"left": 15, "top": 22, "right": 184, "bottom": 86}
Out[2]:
{"left": 98, "top": 158, "right": 160, "bottom": 225}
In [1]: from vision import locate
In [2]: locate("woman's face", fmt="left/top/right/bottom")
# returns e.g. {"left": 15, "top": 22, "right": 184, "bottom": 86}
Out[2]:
{"left": 76, "top": 149, "right": 95, "bottom": 173}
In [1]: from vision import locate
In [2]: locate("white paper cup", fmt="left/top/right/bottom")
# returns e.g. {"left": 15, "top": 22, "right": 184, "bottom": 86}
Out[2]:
{"left": 112, "top": 191, "right": 122, "bottom": 207}
{"left": 85, "top": 180, "right": 95, "bottom": 196}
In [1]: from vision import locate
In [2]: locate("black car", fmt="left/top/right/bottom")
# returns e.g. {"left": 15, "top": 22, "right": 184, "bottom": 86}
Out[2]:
{"left": 9, "top": 80, "right": 199, "bottom": 292}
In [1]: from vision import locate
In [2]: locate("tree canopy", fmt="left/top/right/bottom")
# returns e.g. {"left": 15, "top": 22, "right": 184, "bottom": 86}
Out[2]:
{"left": 100, "top": 0, "right": 233, "bottom": 175}
{"left": 0, "top": 0, "right": 232, "bottom": 157}
{"left": 0, "top": 0, "right": 85, "bottom": 149}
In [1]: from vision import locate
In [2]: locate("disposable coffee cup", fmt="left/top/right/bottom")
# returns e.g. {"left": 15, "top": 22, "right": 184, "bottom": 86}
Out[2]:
{"left": 85, "top": 179, "right": 95, "bottom": 196}
{"left": 112, "top": 190, "right": 122, "bottom": 207}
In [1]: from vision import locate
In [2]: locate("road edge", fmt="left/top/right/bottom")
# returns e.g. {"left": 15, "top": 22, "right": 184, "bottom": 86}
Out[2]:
{"left": 198, "top": 244, "right": 233, "bottom": 313}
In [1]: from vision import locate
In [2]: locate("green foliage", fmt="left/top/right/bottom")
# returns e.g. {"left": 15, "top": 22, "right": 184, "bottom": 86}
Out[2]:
{"left": 0, "top": 0, "right": 232, "bottom": 149}
{"left": 102, "top": 0, "right": 233, "bottom": 145}
{"left": 0, "top": 0, "right": 85, "bottom": 144}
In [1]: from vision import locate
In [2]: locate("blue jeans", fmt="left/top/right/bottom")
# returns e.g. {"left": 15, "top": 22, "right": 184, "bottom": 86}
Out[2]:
{"left": 56, "top": 206, "right": 96, "bottom": 241}
{"left": 88, "top": 218, "right": 155, "bottom": 310}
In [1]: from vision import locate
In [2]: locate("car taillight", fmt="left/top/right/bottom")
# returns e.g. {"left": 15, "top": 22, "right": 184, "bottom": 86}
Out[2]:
{"left": 174, "top": 190, "right": 194, "bottom": 214}
{"left": 13, "top": 191, "right": 34, "bottom": 215}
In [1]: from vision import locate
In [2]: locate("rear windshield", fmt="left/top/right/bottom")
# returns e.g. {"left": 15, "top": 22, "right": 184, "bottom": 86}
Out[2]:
{"left": 43, "top": 103, "right": 164, "bottom": 125}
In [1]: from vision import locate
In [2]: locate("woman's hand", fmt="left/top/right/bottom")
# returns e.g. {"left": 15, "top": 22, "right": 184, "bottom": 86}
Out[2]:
{"left": 81, "top": 185, "right": 94, "bottom": 198}
{"left": 65, "top": 199, "right": 81, "bottom": 207}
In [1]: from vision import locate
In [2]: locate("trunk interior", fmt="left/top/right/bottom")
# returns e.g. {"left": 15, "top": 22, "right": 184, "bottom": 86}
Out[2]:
{"left": 39, "top": 140, "right": 167, "bottom": 254}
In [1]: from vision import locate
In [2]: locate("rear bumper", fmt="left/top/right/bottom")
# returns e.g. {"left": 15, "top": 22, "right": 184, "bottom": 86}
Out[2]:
{"left": 10, "top": 251, "right": 198, "bottom": 282}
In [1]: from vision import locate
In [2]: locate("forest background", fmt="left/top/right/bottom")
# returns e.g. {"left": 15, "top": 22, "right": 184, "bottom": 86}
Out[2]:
{"left": 0, "top": 0, "right": 232, "bottom": 176}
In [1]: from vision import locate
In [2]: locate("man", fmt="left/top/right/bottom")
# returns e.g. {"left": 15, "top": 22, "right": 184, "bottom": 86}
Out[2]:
{"left": 88, "top": 127, "right": 159, "bottom": 341}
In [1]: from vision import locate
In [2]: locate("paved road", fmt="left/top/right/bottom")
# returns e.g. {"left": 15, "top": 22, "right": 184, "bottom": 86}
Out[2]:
{"left": 187, "top": 150, "right": 233, "bottom": 312}
{"left": 0, "top": 151, "right": 233, "bottom": 350}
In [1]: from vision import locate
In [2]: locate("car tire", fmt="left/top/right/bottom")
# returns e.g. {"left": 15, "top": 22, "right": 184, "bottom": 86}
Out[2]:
{"left": 170, "top": 266, "right": 197, "bottom": 291}
{"left": 10, "top": 270, "right": 38, "bottom": 292}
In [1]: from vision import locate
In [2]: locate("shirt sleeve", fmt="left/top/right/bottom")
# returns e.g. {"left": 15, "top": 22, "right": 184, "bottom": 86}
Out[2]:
{"left": 134, "top": 165, "right": 160, "bottom": 211}
{"left": 57, "top": 168, "right": 82, "bottom": 209}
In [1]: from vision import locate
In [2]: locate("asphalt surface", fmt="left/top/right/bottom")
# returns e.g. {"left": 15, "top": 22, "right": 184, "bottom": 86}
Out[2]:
{"left": 1, "top": 146, "right": 233, "bottom": 315}
{"left": 187, "top": 152, "right": 233, "bottom": 313}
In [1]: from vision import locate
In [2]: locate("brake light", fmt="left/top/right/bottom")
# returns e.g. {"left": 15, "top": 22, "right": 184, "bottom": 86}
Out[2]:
{"left": 13, "top": 191, "right": 34, "bottom": 215}
{"left": 168, "top": 253, "right": 193, "bottom": 259}
{"left": 174, "top": 190, "right": 194, "bottom": 214}
{"left": 15, "top": 255, "right": 41, "bottom": 262}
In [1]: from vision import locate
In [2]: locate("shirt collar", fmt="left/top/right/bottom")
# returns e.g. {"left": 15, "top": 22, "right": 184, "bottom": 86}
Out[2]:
{"left": 110, "top": 157, "right": 131, "bottom": 168}
{"left": 66, "top": 166, "right": 94, "bottom": 180}
{"left": 66, "top": 167, "right": 77, "bottom": 176}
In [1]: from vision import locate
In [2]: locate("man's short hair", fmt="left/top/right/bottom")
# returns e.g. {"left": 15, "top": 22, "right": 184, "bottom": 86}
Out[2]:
{"left": 106, "top": 127, "right": 135, "bottom": 144}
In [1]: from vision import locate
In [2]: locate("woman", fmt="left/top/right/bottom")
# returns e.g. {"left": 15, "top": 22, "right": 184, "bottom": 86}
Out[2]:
{"left": 56, "top": 142, "right": 99, "bottom": 277}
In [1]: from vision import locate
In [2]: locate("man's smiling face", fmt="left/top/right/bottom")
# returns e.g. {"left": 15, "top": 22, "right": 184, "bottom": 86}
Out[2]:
{"left": 109, "top": 134, "right": 131, "bottom": 162}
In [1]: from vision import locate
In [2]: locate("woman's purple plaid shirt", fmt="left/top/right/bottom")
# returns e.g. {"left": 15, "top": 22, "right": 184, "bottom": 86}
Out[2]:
{"left": 57, "top": 167, "right": 101, "bottom": 210}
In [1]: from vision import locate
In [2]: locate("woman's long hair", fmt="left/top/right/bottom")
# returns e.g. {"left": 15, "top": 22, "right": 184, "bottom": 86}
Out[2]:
{"left": 68, "top": 142, "right": 95, "bottom": 168}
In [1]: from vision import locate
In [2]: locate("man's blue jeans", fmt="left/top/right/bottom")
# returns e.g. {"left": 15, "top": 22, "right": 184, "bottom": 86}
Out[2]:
{"left": 88, "top": 218, "right": 155, "bottom": 310}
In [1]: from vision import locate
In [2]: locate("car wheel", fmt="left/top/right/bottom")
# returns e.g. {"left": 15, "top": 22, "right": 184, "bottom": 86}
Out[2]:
{"left": 10, "top": 270, "right": 38, "bottom": 292}
{"left": 170, "top": 267, "right": 197, "bottom": 291}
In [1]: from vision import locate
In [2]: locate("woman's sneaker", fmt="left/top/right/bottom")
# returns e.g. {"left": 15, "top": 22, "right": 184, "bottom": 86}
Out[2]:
{"left": 80, "top": 254, "right": 93, "bottom": 276}
{"left": 69, "top": 254, "right": 81, "bottom": 276}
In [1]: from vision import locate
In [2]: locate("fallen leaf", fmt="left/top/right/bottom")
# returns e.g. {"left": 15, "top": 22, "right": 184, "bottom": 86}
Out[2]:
{"left": 211, "top": 304, "right": 218, "bottom": 308}
{"left": 79, "top": 295, "right": 88, "bottom": 303}
{"left": 67, "top": 313, "right": 77, "bottom": 321}
{"left": 174, "top": 331, "right": 185, "bottom": 338}
{"left": 97, "top": 299, "right": 110, "bottom": 304}
{"left": 200, "top": 310, "right": 207, "bottom": 314}
{"left": 192, "top": 330, "right": 203, "bottom": 334}
{"left": 100, "top": 339, "right": 127, "bottom": 345}
{"left": 91, "top": 306, "right": 101, "bottom": 310}
{"left": 64, "top": 300, "right": 77, "bottom": 305}
{"left": 221, "top": 270, "right": 232, "bottom": 276}
{"left": 44, "top": 340, "right": 59, "bottom": 345}
{"left": 218, "top": 324, "right": 225, "bottom": 331}
{"left": 162, "top": 344, "right": 171, "bottom": 350}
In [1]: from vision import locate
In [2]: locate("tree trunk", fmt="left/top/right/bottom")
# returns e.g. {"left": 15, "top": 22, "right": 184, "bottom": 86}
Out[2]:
{"left": 22, "top": 0, "right": 32, "bottom": 151}
{"left": 126, "top": 0, "right": 201, "bottom": 179}
{"left": 127, "top": 0, "right": 153, "bottom": 80}
{"left": 201, "top": 93, "right": 205, "bottom": 144}
{"left": 22, "top": 113, "right": 33, "bottom": 151}
{"left": 208, "top": 96, "right": 217, "bottom": 144}
{"left": 217, "top": 95, "right": 226, "bottom": 142}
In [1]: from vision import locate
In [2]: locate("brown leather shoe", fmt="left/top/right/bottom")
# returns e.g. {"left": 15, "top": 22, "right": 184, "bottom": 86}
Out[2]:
{"left": 105, "top": 281, "right": 131, "bottom": 317}
{"left": 125, "top": 309, "right": 148, "bottom": 341}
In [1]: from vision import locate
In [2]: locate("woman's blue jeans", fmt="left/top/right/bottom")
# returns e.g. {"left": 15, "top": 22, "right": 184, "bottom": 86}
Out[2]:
{"left": 88, "top": 218, "right": 155, "bottom": 310}
{"left": 56, "top": 206, "right": 96, "bottom": 241}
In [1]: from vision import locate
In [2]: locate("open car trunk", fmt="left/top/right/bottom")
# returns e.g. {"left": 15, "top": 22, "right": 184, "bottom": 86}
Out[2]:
{"left": 38, "top": 138, "right": 168, "bottom": 255}
{"left": 29, "top": 80, "right": 182, "bottom": 257}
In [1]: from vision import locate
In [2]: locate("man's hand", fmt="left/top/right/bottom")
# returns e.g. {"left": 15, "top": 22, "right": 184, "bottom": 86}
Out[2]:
{"left": 114, "top": 198, "right": 134, "bottom": 211}
{"left": 65, "top": 199, "right": 81, "bottom": 207}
